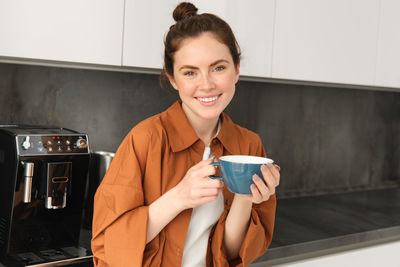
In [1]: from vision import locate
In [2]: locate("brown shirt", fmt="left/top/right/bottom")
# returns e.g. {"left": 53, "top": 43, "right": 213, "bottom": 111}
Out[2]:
{"left": 92, "top": 101, "right": 276, "bottom": 267}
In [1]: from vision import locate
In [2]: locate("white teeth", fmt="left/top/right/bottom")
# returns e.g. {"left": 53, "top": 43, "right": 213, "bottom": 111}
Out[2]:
{"left": 197, "top": 96, "right": 218, "bottom": 102}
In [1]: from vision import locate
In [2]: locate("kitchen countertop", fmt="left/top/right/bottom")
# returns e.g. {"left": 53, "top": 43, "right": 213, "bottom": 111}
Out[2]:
{"left": 3, "top": 187, "right": 396, "bottom": 266}
{"left": 252, "top": 187, "right": 400, "bottom": 266}
{"left": 73, "top": 187, "right": 400, "bottom": 266}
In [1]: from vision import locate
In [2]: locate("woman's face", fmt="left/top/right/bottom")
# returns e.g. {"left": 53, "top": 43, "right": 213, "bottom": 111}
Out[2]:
{"left": 168, "top": 32, "right": 239, "bottom": 124}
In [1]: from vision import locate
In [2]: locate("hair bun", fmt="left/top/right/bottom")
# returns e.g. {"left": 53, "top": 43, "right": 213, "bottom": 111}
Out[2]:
{"left": 173, "top": 2, "right": 198, "bottom": 22}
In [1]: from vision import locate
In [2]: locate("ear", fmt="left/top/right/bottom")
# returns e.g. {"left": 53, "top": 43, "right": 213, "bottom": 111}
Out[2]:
{"left": 166, "top": 72, "right": 178, "bottom": 90}
{"left": 234, "top": 61, "right": 240, "bottom": 84}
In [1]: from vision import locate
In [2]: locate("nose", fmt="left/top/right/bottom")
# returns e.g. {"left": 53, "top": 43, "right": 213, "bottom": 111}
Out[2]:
{"left": 199, "top": 72, "right": 215, "bottom": 91}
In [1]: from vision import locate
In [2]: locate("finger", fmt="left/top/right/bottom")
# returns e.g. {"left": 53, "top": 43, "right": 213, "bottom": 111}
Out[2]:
{"left": 191, "top": 165, "right": 216, "bottom": 179}
{"left": 274, "top": 174, "right": 280, "bottom": 187}
{"left": 263, "top": 174, "right": 277, "bottom": 194}
{"left": 196, "top": 165, "right": 217, "bottom": 177}
{"left": 250, "top": 183, "right": 262, "bottom": 203}
{"left": 253, "top": 174, "right": 270, "bottom": 199}
{"left": 192, "top": 159, "right": 215, "bottom": 170}
{"left": 203, "top": 165, "right": 217, "bottom": 176}
{"left": 268, "top": 164, "right": 281, "bottom": 178}
{"left": 268, "top": 164, "right": 280, "bottom": 187}
{"left": 196, "top": 188, "right": 222, "bottom": 198}
{"left": 261, "top": 165, "right": 278, "bottom": 188}
{"left": 203, "top": 158, "right": 215, "bottom": 164}
{"left": 202, "top": 178, "right": 224, "bottom": 188}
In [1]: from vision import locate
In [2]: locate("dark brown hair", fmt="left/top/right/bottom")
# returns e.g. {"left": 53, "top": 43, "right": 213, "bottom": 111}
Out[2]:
{"left": 160, "top": 2, "right": 241, "bottom": 87}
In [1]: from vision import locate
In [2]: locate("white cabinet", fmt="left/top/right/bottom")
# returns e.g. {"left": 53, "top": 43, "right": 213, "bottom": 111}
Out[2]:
{"left": 270, "top": 240, "right": 400, "bottom": 267}
{"left": 123, "top": 0, "right": 275, "bottom": 78}
{"left": 190, "top": 0, "right": 275, "bottom": 77}
{"left": 231, "top": 0, "right": 275, "bottom": 78}
{"left": 123, "top": 0, "right": 178, "bottom": 69}
{"left": 3, "top": 0, "right": 400, "bottom": 90}
{"left": 375, "top": 0, "right": 400, "bottom": 88}
{"left": 0, "top": 0, "right": 124, "bottom": 65}
{"left": 272, "top": 0, "right": 380, "bottom": 86}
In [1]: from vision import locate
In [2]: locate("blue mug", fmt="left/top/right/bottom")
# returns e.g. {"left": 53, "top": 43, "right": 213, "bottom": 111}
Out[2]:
{"left": 210, "top": 155, "right": 274, "bottom": 195}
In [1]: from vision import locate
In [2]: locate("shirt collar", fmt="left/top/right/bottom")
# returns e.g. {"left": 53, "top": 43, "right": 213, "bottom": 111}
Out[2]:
{"left": 216, "top": 112, "right": 239, "bottom": 155}
{"left": 161, "top": 101, "right": 238, "bottom": 154}
{"left": 161, "top": 101, "right": 199, "bottom": 152}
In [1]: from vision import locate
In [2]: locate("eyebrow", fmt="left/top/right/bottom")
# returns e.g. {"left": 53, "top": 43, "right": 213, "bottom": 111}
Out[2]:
{"left": 178, "top": 59, "right": 229, "bottom": 71}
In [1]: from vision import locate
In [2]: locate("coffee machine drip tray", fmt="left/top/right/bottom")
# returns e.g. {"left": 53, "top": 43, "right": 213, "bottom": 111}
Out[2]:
{"left": 6, "top": 246, "right": 92, "bottom": 266}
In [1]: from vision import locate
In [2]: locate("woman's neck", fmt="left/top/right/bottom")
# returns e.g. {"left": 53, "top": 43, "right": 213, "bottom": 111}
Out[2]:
{"left": 192, "top": 117, "right": 219, "bottom": 146}
{"left": 181, "top": 104, "right": 220, "bottom": 145}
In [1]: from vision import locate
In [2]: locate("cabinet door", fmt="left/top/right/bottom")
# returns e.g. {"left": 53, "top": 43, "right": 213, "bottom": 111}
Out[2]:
{"left": 188, "top": 0, "right": 276, "bottom": 78}
{"left": 232, "top": 0, "right": 275, "bottom": 78}
{"left": 0, "top": 0, "right": 124, "bottom": 66}
{"left": 272, "top": 0, "right": 380, "bottom": 86}
{"left": 123, "top": 0, "right": 179, "bottom": 69}
{"left": 375, "top": 0, "right": 400, "bottom": 88}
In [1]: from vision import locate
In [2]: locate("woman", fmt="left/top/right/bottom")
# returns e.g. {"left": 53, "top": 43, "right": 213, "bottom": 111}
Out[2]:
{"left": 92, "top": 2, "right": 279, "bottom": 266}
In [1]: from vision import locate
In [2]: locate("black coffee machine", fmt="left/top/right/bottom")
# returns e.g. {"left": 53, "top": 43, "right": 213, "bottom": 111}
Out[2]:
{"left": 0, "top": 125, "right": 92, "bottom": 266}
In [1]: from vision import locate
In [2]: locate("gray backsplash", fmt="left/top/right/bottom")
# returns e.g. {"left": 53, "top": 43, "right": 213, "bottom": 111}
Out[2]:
{"left": 1, "top": 62, "right": 399, "bottom": 198}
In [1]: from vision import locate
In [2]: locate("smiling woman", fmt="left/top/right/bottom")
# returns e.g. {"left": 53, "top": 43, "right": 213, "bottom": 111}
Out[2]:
{"left": 91, "top": 2, "right": 279, "bottom": 267}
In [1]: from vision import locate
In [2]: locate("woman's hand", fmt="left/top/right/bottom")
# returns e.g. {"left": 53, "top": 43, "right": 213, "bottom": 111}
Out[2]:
{"left": 238, "top": 164, "right": 280, "bottom": 204}
{"left": 173, "top": 159, "right": 224, "bottom": 210}
{"left": 224, "top": 163, "right": 280, "bottom": 259}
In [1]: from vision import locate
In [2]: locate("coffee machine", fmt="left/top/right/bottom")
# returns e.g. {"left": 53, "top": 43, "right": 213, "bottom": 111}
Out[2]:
{"left": 0, "top": 125, "right": 92, "bottom": 266}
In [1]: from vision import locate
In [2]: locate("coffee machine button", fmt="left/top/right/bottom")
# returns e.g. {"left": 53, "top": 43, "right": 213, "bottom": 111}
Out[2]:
{"left": 22, "top": 136, "right": 31, "bottom": 150}
{"left": 57, "top": 146, "right": 63, "bottom": 152}
{"left": 48, "top": 147, "right": 53, "bottom": 152}
{"left": 47, "top": 140, "right": 53, "bottom": 145}
{"left": 67, "top": 146, "right": 72, "bottom": 151}
{"left": 76, "top": 138, "right": 87, "bottom": 149}
{"left": 66, "top": 140, "right": 71, "bottom": 145}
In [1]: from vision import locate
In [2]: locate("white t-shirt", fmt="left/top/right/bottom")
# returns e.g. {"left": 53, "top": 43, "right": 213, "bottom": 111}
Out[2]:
{"left": 181, "top": 123, "right": 224, "bottom": 267}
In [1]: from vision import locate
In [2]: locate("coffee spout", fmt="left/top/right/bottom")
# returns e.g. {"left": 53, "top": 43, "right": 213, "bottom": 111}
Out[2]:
{"left": 22, "top": 162, "right": 34, "bottom": 203}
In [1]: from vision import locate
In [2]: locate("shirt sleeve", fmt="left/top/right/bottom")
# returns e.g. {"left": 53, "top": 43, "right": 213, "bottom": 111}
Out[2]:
{"left": 208, "top": 134, "right": 277, "bottom": 267}
{"left": 91, "top": 129, "right": 151, "bottom": 266}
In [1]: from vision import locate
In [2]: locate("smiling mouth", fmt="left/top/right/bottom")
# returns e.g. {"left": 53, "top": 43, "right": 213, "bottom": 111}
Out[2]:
{"left": 196, "top": 95, "right": 219, "bottom": 103}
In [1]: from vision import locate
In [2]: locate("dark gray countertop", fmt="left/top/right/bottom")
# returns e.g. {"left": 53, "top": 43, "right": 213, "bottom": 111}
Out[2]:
{"left": 75, "top": 187, "right": 400, "bottom": 267}
{"left": 3, "top": 188, "right": 396, "bottom": 266}
{"left": 253, "top": 187, "right": 400, "bottom": 266}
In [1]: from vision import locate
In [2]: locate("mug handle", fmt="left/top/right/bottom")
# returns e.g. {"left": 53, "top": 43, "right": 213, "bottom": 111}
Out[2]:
{"left": 209, "top": 162, "right": 223, "bottom": 181}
